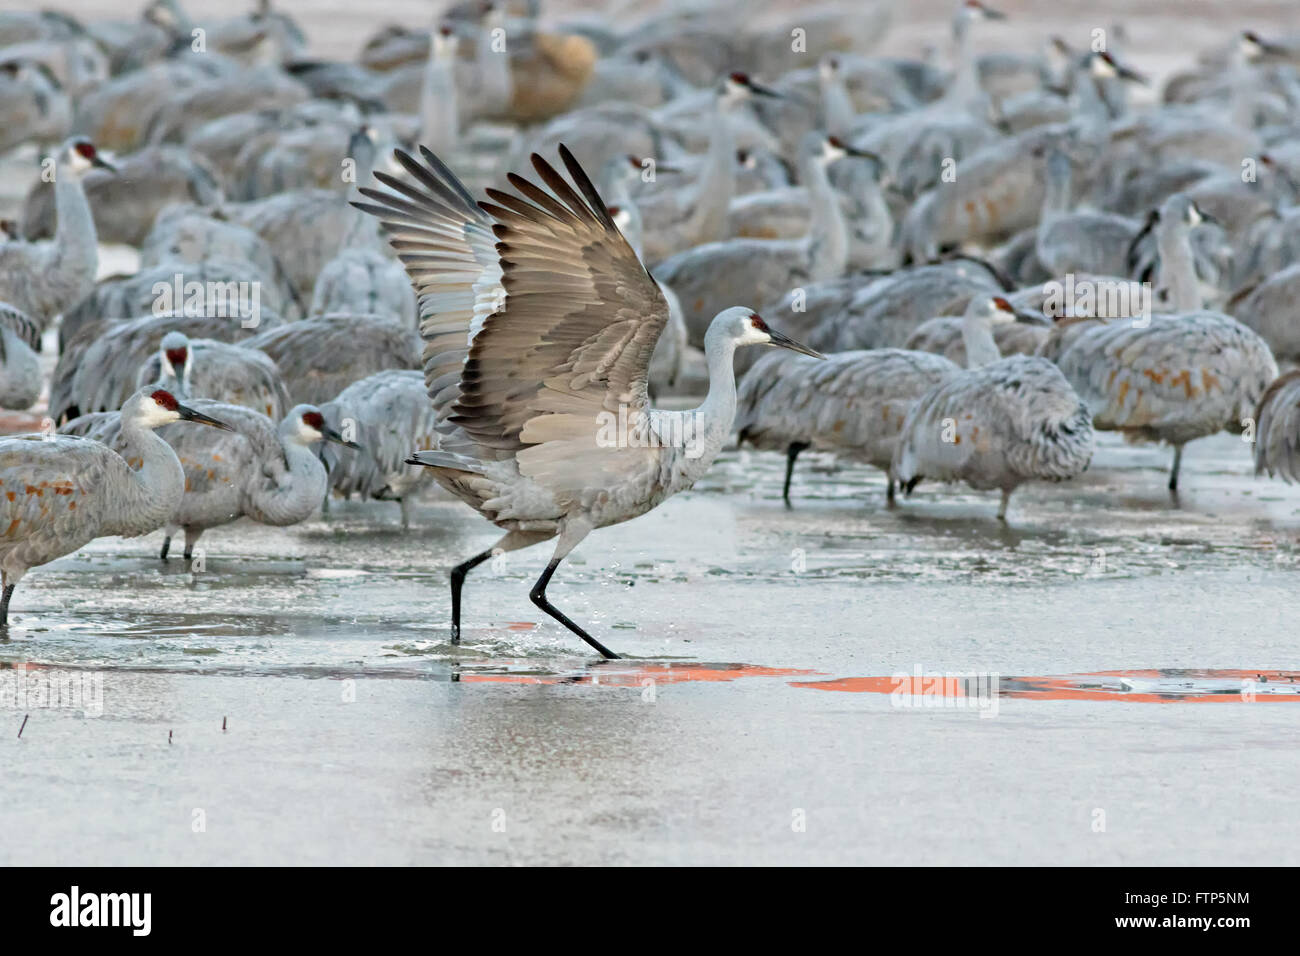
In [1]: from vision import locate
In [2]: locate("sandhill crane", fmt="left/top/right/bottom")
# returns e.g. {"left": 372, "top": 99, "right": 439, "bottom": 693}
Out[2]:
{"left": 62, "top": 401, "right": 357, "bottom": 561}
{"left": 1232, "top": 263, "right": 1300, "bottom": 365}
{"left": 633, "top": 72, "right": 782, "bottom": 264}
{"left": 52, "top": 309, "right": 285, "bottom": 424}
{"left": 893, "top": 296, "right": 1094, "bottom": 520}
{"left": 18, "top": 145, "right": 221, "bottom": 247}
{"left": 655, "top": 134, "right": 864, "bottom": 346}
{"left": 1254, "top": 371, "right": 1300, "bottom": 484}
{"left": 354, "top": 143, "right": 822, "bottom": 658}
{"left": 0, "top": 303, "right": 42, "bottom": 411}
{"left": 140, "top": 207, "right": 303, "bottom": 318}
{"left": 322, "top": 370, "right": 439, "bottom": 528}
{"left": 0, "top": 59, "right": 71, "bottom": 155}
{"left": 245, "top": 313, "right": 420, "bottom": 407}
{"left": 419, "top": 25, "right": 459, "bottom": 156}
{"left": 0, "top": 388, "right": 230, "bottom": 627}
{"left": 848, "top": 1, "right": 1008, "bottom": 198}
{"left": 308, "top": 127, "right": 418, "bottom": 324}
{"left": 136, "top": 331, "right": 291, "bottom": 420}
{"left": 1035, "top": 149, "right": 1142, "bottom": 277}
{"left": 1125, "top": 194, "right": 1220, "bottom": 314}
{"left": 905, "top": 311, "right": 1048, "bottom": 365}
{"left": 806, "top": 260, "right": 1005, "bottom": 354}
{"left": 1044, "top": 310, "right": 1278, "bottom": 492}
{"left": 0, "top": 137, "right": 112, "bottom": 330}
{"left": 58, "top": 250, "right": 287, "bottom": 357}
{"left": 736, "top": 348, "right": 959, "bottom": 504}
{"left": 725, "top": 145, "right": 897, "bottom": 271}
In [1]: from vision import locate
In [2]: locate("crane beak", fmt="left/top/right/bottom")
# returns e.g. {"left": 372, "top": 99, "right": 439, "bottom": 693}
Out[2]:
{"left": 1116, "top": 63, "right": 1148, "bottom": 85}
{"left": 177, "top": 404, "right": 234, "bottom": 431}
{"left": 323, "top": 426, "right": 362, "bottom": 450}
{"left": 845, "top": 144, "right": 884, "bottom": 164}
{"left": 768, "top": 328, "right": 824, "bottom": 359}
{"left": 746, "top": 80, "right": 783, "bottom": 99}
{"left": 91, "top": 155, "right": 118, "bottom": 173}
{"left": 1014, "top": 308, "right": 1052, "bottom": 327}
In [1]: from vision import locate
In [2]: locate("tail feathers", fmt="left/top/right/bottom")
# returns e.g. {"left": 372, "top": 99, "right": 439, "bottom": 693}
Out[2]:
{"left": 406, "top": 450, "right": 485, "bottom": 474}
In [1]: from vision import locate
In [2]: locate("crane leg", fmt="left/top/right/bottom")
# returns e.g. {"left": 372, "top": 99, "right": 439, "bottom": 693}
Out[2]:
{"left": 783, "top": 442, "right": 809, "bottom": 506}
{"left": 530, "top": 523, "right": 619, "bottom": 659}
{"left": 450, "top": 529, "right": 551, "bottom": 645}
{"left": 399, "top": 497, "right": 411, "bottom": 531}
{"left": 0, "top": 583, "right": 12, "bottom": 628}
{"left": 159, "top": 536, "right": 171, "bottom": 561}
{"left": 1168, "top": 445, "right": 1183, "bottom": 493}
{"left": 450, "top": 550, "right": 494, "bottom": 645}
{"left": 183, "top": 528, "right": 202, "bottom": 562}
{"left": 997, "top": 489, "right": 1012, "bottom": 522}
{"left": 886, "top": 478, "right": 896, "bottom": 506}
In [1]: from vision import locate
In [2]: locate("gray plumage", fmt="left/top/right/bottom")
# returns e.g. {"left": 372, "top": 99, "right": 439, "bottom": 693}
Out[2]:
{"left": 0, "top": 302, "right": 43, "bottom": 411}
{"left": 1035, "top": 149, "right": 1142, "bottom": 277}
{"left": 655, "top": 134, "right": 854, "bottom": 347}
{"left": 52, "top": 309, "right": 285, "bottom": 423}
{"left": 0, "top": 137, "right": 105, "bottom": 330}
{"left": 807, "top": 262, "right": 1004, "bottom": 354}
{"left": 2, "top": 387, "right": 230, "bottom": 625}
{"left": 19, "top": 145, "right": 221, "bottom": 247}
{"left": 62, "top": 400, "right": 349, "bottom": 561}
{"left": 136, "top": 331, "right": 292, "bottom": 420}
{"left": 1253, "top": 370, "right": 1300, "bottom": 483}
{"left": 893, "top": 298, "right": 1095, "bottom": 520}
{"left": 308, "top": 126, "right": 418, "bottom": 324}
{"left": 1228, "top": 263, "right": 1300, "bottom": 364}
{"left": 58, "top": 257, "right": 287, "bottom": 353}
{"left": 1045, "top": 311, "right": 1278, "bottom": 490}
{"left": 321, "top": 369, "right": 439, "bottom": 527}
{"left": 905, "top": 313, "right": 1048, "bottom": 365}
{"left": 354, "top": 143, "right": 823, "bottom": 658}
{"left": 244, "top": 313, "right": 421, "bottom": 406}
{"left": 736, "top": 347, "right": 958, "bottom": 502}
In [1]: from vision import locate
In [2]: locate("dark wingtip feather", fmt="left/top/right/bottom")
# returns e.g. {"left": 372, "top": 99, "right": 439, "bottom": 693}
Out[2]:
{"left": 558, "top": 142, "right": 616, "bottom": 229}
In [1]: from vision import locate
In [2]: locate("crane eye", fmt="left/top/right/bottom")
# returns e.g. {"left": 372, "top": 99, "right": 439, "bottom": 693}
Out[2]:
{"left": 302, "top": 411, "right": 325, "bottom": 431}
{"left": 748, "top": 314, "right": 769, "bottom": 332}
{"left": 151, "top": 389, "right": 179, "bottom": 411}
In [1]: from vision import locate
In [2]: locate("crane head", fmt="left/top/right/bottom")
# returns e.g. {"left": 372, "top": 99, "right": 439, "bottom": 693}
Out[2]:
{"left": 144, "top": 390, "right": 233, "bottom": 431}
{"left": 718, "top": 308, "right": 824, "bottom": 359}
{"left": 296, "top": 408, "right": 362, "bottom": 449}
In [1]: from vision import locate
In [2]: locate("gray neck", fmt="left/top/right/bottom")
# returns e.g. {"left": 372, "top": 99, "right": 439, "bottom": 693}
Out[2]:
{"left": 50, "top": 164, "right": 98, "bottom": 276}
{"left": 248, "top": 439, "right": 328, "bottom": 525}
{"left": 688, "top": 95, "right": 737, "bottom": 242}
{"left": 1156, "top": 222, "right": 1201, "bottom": 312}
{"left": 659, "top": 325, "right": 738, "bottom": 488}
{"left": 1074, "top": 71, "right": 1112, "bottom": 131}
{"left": 420, "top": 47, "right": 459, "bottom": 154}
{"left": 342, "top": 144, "right": 382, "bottom": 249}
{"left": 804, "top": 155, "right": 849, "bottom": 280}
{"left": 821, "top": 73, "right": 856, "bottom": 137}
{"left": 1041, "top": 163, "right": 1071, "bottom": 223}
{"left": 102, "top": 421, "right": 185, "bottom": 537}
{"left": 961, "top": 314, "right": 1003, "bottom": 368}
{"left": 945, "top": 17, "right": 979, "bottom": 106}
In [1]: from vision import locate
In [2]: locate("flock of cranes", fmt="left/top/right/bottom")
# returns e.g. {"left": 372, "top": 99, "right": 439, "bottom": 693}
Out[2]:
{"left": 0, "top": 0, "right": 1298, "bottom": 658}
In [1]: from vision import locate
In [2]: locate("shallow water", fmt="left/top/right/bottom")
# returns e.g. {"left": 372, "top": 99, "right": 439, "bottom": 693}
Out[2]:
{"left": 4, "top": 432, "right": 1299, "bottom": 864}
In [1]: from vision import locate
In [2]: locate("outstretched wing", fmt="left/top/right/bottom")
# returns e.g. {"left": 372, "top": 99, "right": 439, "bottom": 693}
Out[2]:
{"left": 351, "top": 147, "right": 504, "bottom": 459}
{"left": 357, "top": 144, "right": 670, "bottom": 493}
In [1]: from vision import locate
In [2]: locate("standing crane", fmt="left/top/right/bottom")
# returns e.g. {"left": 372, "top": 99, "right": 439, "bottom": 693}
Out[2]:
{"left": 354, "top": 143, "right": 822, "bottom": 657}
{"left": 0, "top": 388, "right": 230, "bottom": 627}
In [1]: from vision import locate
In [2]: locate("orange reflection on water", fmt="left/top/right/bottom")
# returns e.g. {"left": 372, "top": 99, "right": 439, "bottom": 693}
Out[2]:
{"left": 791, "top": 669, "right": 1300, "bottom": 703}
